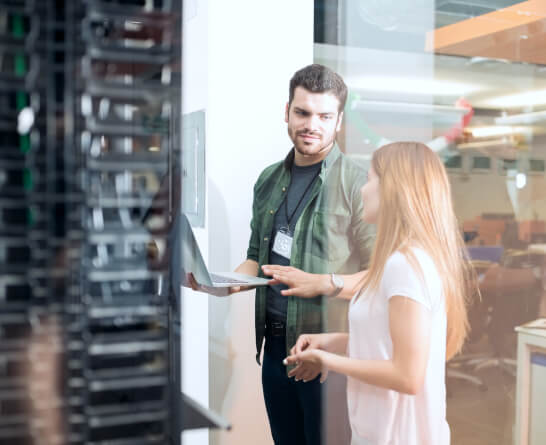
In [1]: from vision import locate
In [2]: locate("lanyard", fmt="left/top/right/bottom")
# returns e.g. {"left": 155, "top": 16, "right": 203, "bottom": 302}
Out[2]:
{"left": 283, "top": 167, "right": 321, "bottom": 234}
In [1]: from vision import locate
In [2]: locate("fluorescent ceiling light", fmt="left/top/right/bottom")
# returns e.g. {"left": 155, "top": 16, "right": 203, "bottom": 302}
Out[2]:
{"left": 495, "top": 110, "right": 546, "bottom": 125}
{"left": 351, "top": 100, "right": 468, "bottom": 118}
{"left": 346, "top": 76, "right": 481, "bottom": 97}
{"left": 457, "top": 138, "right": 512, "bottom": 149}
{"left": 485, "top": 89, "right": 546, "bottom": 109}
{"left": 470, "top": 126, "right": 530, "bottom": 138}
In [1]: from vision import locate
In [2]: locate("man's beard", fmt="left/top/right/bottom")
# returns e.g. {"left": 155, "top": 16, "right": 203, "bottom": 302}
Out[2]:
{"left": 292, "top": 130, "right": 337, "bottom": 157}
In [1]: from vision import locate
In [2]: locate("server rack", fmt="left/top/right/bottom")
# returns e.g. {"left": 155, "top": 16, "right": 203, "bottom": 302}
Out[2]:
{"left": 0, "top": 0, "right": 184, "bottom": 443}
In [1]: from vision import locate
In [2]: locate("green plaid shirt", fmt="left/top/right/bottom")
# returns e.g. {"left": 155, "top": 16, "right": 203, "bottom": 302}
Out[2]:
{"left": 247, "top": 144, "right": 374, "bottom": 364}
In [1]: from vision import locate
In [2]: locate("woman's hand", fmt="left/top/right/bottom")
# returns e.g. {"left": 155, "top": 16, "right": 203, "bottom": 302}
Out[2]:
{"left": 284, "top": 334, "right": 329, "bottom": 383}
{"left": 261, "top": 265, "right": 332, "bottom": 298}
{"left": 290, "top": 333, "right": 323, "bottom": 355}
{"left": 284, "top": 349, "right": 328, "bottom": 383}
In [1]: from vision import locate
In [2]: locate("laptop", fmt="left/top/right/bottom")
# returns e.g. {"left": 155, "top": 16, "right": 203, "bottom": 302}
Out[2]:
{"left": 179, "top": 213, "right": 270, "bottom": 291}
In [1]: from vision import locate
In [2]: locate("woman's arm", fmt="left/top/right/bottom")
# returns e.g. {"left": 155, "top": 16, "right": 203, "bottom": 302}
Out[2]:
{"left": 261, "top": 265, "right": 367, "bottom": 300}
{"left": 320, "top": 332, "right": 349, "bottom": 354}
{"left": 291, "top": 332, "right": 349, "bottom": 356}
{"left": 285, "top": 295, "right": 432, "bottom": 394}
{"left": 285, "top": 332, "right": 349, "bottom": 383}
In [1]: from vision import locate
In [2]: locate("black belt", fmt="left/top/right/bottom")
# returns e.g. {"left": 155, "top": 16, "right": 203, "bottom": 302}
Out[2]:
{"left": 265, "top": 318, "right": 286, "bottom": 337}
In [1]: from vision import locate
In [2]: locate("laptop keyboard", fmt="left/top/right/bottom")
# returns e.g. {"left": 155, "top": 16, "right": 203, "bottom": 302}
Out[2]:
{"left": 210, "top": 273, "right": 248, "bottom": 284}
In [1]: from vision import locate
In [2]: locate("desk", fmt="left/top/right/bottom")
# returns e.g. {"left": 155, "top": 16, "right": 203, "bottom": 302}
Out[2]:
{"left": 467, "top": 245, "right": 504, "bottom": 263}
{"left": 514, "top": 319, "right": 546, "bottom": 445}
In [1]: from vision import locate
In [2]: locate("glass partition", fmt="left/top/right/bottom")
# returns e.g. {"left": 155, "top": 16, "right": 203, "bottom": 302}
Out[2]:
{"left": 316, "top": 1, "right": 546, "bottom": 444}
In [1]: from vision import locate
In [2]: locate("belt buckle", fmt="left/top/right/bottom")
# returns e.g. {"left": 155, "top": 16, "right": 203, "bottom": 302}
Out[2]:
{"left": 268, "top": 320, "right": 285, "bottom": 336}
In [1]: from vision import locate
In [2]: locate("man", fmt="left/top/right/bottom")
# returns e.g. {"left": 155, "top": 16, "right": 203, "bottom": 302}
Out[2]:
{"left": 190, "top": 64, "right": 373, "bottom": 444}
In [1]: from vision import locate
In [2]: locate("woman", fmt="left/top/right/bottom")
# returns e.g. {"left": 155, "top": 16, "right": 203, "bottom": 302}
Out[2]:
{"left": 284, "top": 142, "right": 476, "bottom": 445}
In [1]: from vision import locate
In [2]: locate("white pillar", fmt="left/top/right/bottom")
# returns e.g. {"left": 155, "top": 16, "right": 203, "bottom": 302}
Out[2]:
{"left": 182, "top": 1, "right": 314, "bottom": 444}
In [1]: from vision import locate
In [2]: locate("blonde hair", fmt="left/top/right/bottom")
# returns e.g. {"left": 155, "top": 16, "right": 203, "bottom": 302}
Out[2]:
{"left": 361, "top": 142, "right": 476, "bottom": 360}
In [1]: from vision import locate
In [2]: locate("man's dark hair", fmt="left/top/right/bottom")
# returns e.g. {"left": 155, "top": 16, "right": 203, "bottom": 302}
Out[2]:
{"left": 288, "top": 64, "right": 348, "bottom": 113}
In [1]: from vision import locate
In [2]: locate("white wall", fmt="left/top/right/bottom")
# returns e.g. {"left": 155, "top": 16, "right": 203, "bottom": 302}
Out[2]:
{"left": 207, "top": 2, "right": 313, "bottom": 444}
{"left": 181, "top": 1, "right": 314, "bottom": 445}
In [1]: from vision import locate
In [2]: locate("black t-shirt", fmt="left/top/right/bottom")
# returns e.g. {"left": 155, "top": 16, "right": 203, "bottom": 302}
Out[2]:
{"left": 266, "top": 161, "right": 322, "bottom": 320}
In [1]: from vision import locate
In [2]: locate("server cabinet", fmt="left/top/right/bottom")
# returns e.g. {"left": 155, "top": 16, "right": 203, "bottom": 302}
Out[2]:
{"left": 0, "top": 0, "right": 182, "bottom": 443}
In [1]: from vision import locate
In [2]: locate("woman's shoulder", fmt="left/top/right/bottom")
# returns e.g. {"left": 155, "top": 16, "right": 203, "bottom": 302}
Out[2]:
{"left": 385, "top": 247, "right": 436, "bottom": 273}
{"left": 382, "top": 248, "right": 442, "bottom": 304}
{"left": 384, "top": 249, "right": 416, "bottom": 273}
{"left": 411, "top": 246, "right": 438, "bottom": 272}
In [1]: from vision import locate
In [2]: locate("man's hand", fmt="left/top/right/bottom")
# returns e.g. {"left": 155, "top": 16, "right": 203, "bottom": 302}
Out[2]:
{"left": 185, "top": 272, "right": 221, "bottom": 295}
{"left": 185, "top": 272, "right": 202, "bottom": 291}
{"left": 227, "top": 284, "right": 256, "bottom": 295}
{"left": 261, "top": 265, "right": 332, "bottom": 298}
{"left": 185, "top": 272, "right": 254, "bottom": 295}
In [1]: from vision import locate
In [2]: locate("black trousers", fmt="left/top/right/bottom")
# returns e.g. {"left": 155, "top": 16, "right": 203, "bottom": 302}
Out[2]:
{"left": 262, "top": 335, "right": 322, "bottom": 445}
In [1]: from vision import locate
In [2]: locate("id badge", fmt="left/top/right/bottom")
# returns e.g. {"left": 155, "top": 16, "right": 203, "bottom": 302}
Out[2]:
{"left": 272, "top": 229, "right": 293, "bottom": 260}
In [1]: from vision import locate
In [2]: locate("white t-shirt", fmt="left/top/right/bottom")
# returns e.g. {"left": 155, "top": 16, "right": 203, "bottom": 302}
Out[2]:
{"left": 347, "top": 248, "right": 450, "bottom": 445}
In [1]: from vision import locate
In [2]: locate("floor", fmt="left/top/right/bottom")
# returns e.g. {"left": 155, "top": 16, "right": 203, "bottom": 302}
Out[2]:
{"left": 447, "top": 344, "right": 517, "bottom": 445}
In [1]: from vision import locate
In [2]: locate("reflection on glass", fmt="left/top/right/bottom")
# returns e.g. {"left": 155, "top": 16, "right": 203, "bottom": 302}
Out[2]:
{"left": 314, "top": 0, "right": 546, "bottom": 443}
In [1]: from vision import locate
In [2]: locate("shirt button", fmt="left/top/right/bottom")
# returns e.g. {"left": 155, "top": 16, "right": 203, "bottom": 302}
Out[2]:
{"left": 282, "top": 187, "right": 286, "bottom": 192}
{"left": 264, "top": 237, "right": 269, "bottom": 241}
{"left": 269, "top": 210, "right": 274, "bottom": 214}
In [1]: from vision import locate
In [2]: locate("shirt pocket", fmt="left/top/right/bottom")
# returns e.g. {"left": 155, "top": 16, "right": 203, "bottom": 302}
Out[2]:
{"left": 312, "top": 210, "right": 352, "bottom": 261}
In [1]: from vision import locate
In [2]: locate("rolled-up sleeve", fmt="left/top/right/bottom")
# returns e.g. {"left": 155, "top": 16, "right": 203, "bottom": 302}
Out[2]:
{"left": 246, "top": 179, "right": 261, "bottom": 263}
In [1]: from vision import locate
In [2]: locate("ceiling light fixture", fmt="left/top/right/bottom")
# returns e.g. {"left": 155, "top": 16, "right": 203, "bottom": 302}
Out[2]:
{"left": 347, "top": 76, "right": 481, "bottom": 97}
{"left": 470, "top": 126, "right": 531, "bottom": 138}
{"left": 495, "top": 110, "right": 546, "bottom": 125}
{"left": 351, "top": 99, "right": 468, "bottom": 118}
{"left": 457, "top": 138, "right": 512, "bottom": 150}
{"left": 485, "top": 89, "right": 546, "bottom": 109}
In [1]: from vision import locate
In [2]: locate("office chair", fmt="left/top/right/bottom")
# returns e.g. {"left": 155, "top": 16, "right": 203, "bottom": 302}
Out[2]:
{"left": 470, "top": 251, "right": 543, "bottom": 378}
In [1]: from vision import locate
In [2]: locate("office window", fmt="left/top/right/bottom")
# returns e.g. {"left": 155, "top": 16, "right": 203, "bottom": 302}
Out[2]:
{"left": 444, "top": 155, "right": 463, "bottom": 170}
{"left": 472, "top": 156, "right": 491, "bottom": 172}
{"left": 499, "top": 158, "right": 518, "bottom": 175}
{"left": 529, "top": 159, "right": 545, "bottom": 174}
